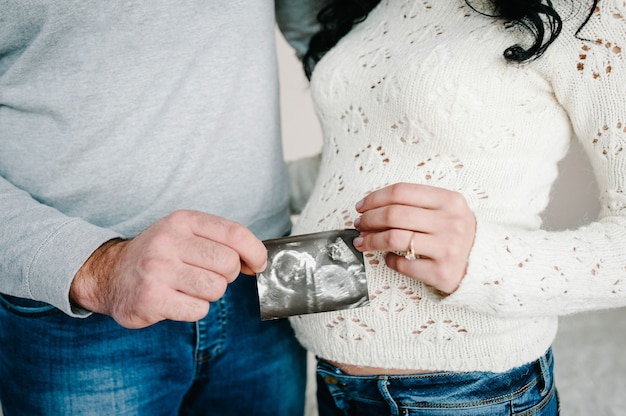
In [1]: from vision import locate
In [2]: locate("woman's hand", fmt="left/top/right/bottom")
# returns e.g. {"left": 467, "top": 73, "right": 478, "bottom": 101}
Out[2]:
{"left": 353, "top": 183, "right": 476, "bottom": 294}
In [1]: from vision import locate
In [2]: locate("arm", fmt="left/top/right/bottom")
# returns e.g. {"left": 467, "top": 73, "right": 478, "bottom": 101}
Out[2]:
{"left": 442, "top": 7, "right": 626, "bottom": 317}
{"left": 0, "top": 177, "right": 120, "bottom": 317}
{"left": 275, "top": 0, "right": 327, "bottom": 214}
{"left": 287, "top": 153, "right": 322, "bottom": 215}
{"left": 0, "top": 177, "right": 267, "bottom": 327}
{"left": 275, "top": 0, "right": 330, "bottom": 59}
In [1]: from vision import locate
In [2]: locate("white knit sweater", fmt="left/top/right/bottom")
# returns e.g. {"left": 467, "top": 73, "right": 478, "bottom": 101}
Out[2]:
{"left": 290, "top": 0, "right": 626, "bottom": 372}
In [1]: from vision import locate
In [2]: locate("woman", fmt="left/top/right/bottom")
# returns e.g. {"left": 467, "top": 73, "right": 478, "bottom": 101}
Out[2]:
{"left": 289, "top": 0, "right": 625, "bottom": 414}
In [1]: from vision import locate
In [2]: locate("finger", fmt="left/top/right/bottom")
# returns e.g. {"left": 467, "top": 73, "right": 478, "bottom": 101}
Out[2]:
{"left": 163, "top": 294, "right": 211, "bottom": 322}
{"left": 385, "top": 253, "right": 461, "bottom": 294}
{"left": 128, "top": 249, "right": 232, "bottom": 307}
{"left": 240, "top": 262, "right": 257, "bottom": 276}
{"left": 113, "top": 288, "right": 211, "bottom": 329}
{"left": 355, "top": 205, "right": 442, "bottom": 234}
{"left": 385, "top": 251, "right": 430, "bottom": 273}
{"left": 384, "top": 252, "right": 434, "bottom": 284}
{"left": 173, "top": 210, "right": 268, "bottom": 273}
{"left": 171, "top": 265, "right": 231, "bottom": 301}
{"left": 356, "top": 183, "right": 453, "bottom": 213}
{"left": 178, "top": 236, "right": 242, "bottom": 282}
{"left": 355, "top": 229, "right": 437, "bottom": 259}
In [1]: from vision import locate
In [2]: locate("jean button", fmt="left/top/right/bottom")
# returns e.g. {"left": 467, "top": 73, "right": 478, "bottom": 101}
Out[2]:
{"left": 324, "top": 375, "right": 339, "bottom": 385}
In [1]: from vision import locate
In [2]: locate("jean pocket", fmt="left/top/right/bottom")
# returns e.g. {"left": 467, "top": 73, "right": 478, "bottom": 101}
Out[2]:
{"left": 511, "top": 383, "right": 558, "bottom": 415}
{"left": 0, "top": 293, "right": 59, "bottom": 317}
{"left": 511, "top": 361, "right": 559, "bottom": 416}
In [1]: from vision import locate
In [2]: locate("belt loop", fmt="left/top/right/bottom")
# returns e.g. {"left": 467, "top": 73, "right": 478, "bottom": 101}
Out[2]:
{"left": 377, "top": 376, "right": 400, "bottom": 416}
{"left": 538, "top": 349, "right": 552, "bottom": 396}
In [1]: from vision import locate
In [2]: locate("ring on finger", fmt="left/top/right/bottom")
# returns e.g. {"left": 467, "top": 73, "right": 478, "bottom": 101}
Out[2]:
{"left": 404, "top": 233, "right": 419, "bottom": 261}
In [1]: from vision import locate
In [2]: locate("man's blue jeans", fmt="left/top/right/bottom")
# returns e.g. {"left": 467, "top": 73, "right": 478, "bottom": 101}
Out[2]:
{"left": 317, "top": 348, "right": 559, "bottom": 415}
{"left": 0, "top": 274, "right": 306, "bottom": 415}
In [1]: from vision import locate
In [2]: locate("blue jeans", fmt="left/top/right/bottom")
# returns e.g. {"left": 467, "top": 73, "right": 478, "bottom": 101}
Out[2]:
{"left": 0, "top": 274, "right": 306, "bottom": 415}
{"left": 317, "top": 349, "right": 559, "bottom": 415}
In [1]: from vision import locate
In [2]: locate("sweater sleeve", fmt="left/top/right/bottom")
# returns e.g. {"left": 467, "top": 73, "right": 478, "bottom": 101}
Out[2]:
{"left": 275, "top": 0, "right": 330, "bottom": 59}
{"left": 287, "top": 153, "right": 322, "bottom": 215}
{"left": 440, "top": 4, "right": 626, "bottom": 318}
{"left": 0, "top": 177, "right": 121, "bottom": 317}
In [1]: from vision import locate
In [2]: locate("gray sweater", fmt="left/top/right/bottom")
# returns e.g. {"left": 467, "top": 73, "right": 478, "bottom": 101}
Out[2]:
{"left": 0, "top": 1, "right": 322, "bottom": 316}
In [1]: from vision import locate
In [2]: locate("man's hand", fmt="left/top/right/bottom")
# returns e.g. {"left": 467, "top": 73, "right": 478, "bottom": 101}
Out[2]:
{"left": 70, "top": 210, "right": 268, "bottom": 328}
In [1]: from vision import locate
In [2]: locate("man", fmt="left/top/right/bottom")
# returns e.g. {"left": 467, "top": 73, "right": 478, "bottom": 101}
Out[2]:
{"left": 0, "top": 1, "right": 323, "bottom": 414}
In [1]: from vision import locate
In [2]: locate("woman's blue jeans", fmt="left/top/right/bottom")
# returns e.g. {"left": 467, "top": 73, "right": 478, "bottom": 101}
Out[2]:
{"left": 317, "top": 349, "right": 559, "bottom": 415}
{"left": 0, "top": 274, "right": 306, "bottom": 415}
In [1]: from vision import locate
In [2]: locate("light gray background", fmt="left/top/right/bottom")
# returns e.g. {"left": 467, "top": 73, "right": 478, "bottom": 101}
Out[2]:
{"left": 275, "top": 31, "right": 626, "bottom": 416}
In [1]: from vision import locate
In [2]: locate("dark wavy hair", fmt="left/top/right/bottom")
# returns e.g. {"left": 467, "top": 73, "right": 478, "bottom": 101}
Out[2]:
{"left": 303, "top": 0, "right": 599, "bottom": 79}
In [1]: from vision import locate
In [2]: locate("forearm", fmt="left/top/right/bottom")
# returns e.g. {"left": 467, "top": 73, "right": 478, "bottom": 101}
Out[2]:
{"left": 0, "top": 177, "right": 121, "bottom": 316}
{"left": 441, "top": 217, "right": 626, "bottom": 317}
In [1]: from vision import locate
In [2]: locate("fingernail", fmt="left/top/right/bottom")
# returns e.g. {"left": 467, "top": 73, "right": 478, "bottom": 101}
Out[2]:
{"left": 355, "top": 199, "right": 364, "bottom": 211}
{"left": 353, "top": 237, "right": 363, "bottom": 247}
{"left": 354, "top": 217, "right": 361, "bottom": 229}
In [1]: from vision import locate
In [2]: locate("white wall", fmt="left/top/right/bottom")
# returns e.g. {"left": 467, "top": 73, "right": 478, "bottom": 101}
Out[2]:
{"left": 276, "top": 32, "right": 322, "bottom": 163}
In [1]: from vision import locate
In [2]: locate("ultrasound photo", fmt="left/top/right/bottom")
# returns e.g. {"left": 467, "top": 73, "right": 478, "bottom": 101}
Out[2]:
{"left": 256, "top": 229, "right": 370, "bottom": 320}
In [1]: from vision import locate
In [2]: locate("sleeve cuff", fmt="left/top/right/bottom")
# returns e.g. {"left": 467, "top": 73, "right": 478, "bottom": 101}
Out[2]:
{"left": 26, "top": 218, "right": 122, "bottom": 317}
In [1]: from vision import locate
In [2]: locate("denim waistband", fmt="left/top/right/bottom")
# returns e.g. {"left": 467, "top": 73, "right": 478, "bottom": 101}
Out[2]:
{"left": 317, "top": 348, "right": 554, "bottom": 409}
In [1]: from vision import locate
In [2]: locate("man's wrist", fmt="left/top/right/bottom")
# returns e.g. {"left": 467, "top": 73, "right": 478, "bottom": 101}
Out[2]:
{"left": 69, "top": 238, "right": 127, "bottom": 313}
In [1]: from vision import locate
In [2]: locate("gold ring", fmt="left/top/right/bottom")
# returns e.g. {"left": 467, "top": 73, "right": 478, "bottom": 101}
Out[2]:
{"left": 404, "top": 233, "right": 418, "bottom": 261}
